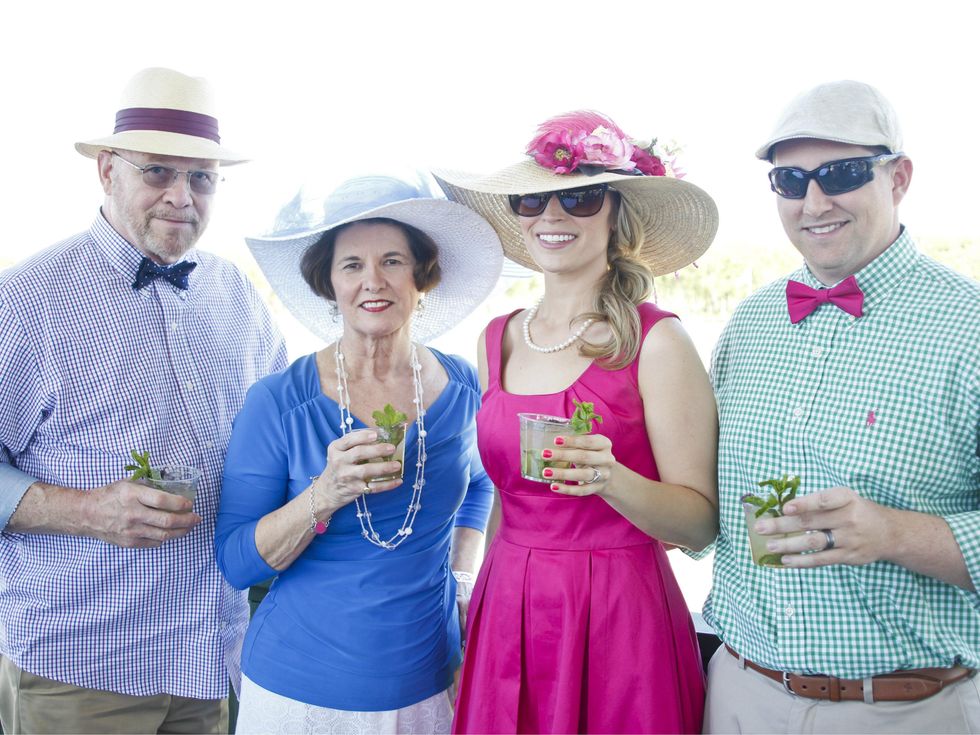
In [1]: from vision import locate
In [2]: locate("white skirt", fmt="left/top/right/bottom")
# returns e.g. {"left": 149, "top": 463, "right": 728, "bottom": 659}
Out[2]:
{"left": 235, "top": 674, "right": 454, "bottom": 735}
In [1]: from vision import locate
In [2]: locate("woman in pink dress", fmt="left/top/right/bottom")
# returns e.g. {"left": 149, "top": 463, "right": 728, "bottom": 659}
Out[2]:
{"left": 434, "top": 111, "right": 720, "bottom": 734}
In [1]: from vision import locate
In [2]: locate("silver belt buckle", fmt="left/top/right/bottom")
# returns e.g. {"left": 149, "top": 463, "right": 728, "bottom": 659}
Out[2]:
{"left": 782, "top": 671, "right": 796, "bottom": 695}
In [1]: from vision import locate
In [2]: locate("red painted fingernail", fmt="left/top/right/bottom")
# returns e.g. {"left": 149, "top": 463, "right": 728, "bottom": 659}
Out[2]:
{"left": 550, "top": 483, "right": 561, "bottom": 491}
{"left": 543, "top": 468, "right": 554, "bottom": 478}
{"left": 554, "top": 436, "right": 565, "bottom": 446}
{"left": 542, "top": 449, "right": 553, "bottom": 459}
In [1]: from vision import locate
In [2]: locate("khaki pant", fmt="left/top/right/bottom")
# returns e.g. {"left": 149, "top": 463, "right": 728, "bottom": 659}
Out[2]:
{"left": 0, "top": 656, "right": 227, "bottom": 734}
{"left": 703, "top": 645, "right": 980, "bottom": 734}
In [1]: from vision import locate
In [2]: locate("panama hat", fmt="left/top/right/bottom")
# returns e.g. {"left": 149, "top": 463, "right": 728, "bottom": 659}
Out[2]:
{"left": 246, "top": 174, "right": 503, "bottom": 344}
{"left": 756, "top": 80, "right": 903, "bottom": 161}
{"left": 75, "top": 67, "right": 246, "bottom": 165}
{"left": 433, "top": 110, "right": 718, "bottom": 277}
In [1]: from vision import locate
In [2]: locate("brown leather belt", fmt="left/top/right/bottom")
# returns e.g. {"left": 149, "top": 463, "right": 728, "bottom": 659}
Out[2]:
{"left": 725, "top": 645, "right": 974, "bottom": 703}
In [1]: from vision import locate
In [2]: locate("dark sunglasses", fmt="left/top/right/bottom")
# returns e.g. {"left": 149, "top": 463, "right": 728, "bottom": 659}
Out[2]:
{"left": 768, "top": 153, "right": 902, "bottom": 199}
{"left": 112, "top": 152, "right": 222, "bottom": 195}
{"left": 508, "top": 184, "right": 610, "bottom": 217}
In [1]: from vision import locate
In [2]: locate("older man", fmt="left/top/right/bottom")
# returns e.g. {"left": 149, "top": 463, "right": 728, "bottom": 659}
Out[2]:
{"left": 0, "top": 68, "right": 286, "bottom": 734}
{"left": 704, "top": 80, "right": 980, "bottom": 733}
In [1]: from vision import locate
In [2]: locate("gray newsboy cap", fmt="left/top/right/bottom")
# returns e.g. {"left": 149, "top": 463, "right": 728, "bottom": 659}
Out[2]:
{"left": 756, "top": 80, "right": 903, "bottom": 161}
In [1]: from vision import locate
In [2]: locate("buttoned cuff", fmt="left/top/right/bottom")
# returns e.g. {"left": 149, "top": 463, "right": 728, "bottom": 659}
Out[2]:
{"left": 0, "top": 463, "right": 39, "bottom": 531}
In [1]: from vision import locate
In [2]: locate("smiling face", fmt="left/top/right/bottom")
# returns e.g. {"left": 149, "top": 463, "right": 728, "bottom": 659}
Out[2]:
{"left": 518, "top": 189, "right": 618, "bottom": 278}
{"left": 772, "top": 139, "right": 911, "bottom": 285}
{"left": 330, "top": 221, "right": 421, "bottom": 342}
{"left": 98, "top": 149, "right": 217, "bottom": 264}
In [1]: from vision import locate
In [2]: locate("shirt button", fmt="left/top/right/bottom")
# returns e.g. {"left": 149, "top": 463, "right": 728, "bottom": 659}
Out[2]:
{"left": 792, "top": 407, "right": 804, "bottom": 418}
{"left": 204, "top": 440, "right": 215, "bottom": 449}
{"left": 170, "top": 322, "right": 178, "bottom": 331}
{"left": 812, "top": 346, "right": 824, "bottom": 358}
{"left": 185, "top": 381, "right": 195, "bottom": 391}
{"left": 785, "top": 605, "right": 795, "bottom": 618}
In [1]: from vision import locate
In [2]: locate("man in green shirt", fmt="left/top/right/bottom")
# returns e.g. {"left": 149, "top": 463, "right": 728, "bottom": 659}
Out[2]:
{"left": 704, "top": 80, "right": 980, "bottom": 733}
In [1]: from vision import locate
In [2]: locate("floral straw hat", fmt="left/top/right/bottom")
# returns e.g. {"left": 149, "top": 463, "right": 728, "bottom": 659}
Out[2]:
{"left": 75, "top": 67, "right": 246, "bottom": 165}
{"left": 246, "top": 174, "right": 503, "bottom": 344}
{"left": 433, "top": 111, "right": 718, "bottom": 276}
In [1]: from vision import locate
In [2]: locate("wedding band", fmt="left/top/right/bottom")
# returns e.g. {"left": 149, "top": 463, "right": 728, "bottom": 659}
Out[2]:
{"left": 585, "top": 467, "right": 602, "bottom": 485}
{"left": 822, "top": 529, "right": 836, "bottom": 551}
{"left": 363, "top": 482, "right": 372, "bottom": 494}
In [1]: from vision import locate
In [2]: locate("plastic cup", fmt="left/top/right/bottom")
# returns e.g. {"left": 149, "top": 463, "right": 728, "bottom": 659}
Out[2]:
{"left": 519, "top": 413, "right": 570, "bottom": 483}
{"left": 142, "top": 465, "right": 201, "bottom": 503}
{"left": 359, "top": 422, "right": 409, "bottom": 482}
{"left": 741, "top": 494, "right": 803, "bottom": 567}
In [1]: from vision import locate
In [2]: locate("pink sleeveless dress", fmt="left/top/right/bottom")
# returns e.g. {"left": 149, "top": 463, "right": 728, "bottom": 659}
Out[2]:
{"left": 453, "top": 303, "right": 705, "bottom": 734}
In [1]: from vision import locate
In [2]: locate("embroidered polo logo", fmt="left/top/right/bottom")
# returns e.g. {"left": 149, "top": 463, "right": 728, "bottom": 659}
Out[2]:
{"left": 866, "top": 410, "right": 877, "bottom": 427}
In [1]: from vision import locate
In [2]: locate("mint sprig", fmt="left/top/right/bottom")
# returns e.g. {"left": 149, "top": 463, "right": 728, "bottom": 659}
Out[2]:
{"left": 568, "top": 399, "right": 603, "bottom": 435}
{"left": 372, "top": 403, "right": 408, "bottom": 447}
{"left": 744, "top": 474, "right": 800, "bottom": 519}
{"left": 125, "top": 449, "right": 162, "bottom": 482}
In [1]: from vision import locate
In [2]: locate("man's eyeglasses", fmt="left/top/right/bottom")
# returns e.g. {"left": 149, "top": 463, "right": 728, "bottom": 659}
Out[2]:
{"left": 768, "top": 153, "right": 903, "bottom": 199}
{"left": 508, "top": 184, "right": 610, "bottom": 218}
{"left": 112, "top": 152, "right": 222, "bottom": 195}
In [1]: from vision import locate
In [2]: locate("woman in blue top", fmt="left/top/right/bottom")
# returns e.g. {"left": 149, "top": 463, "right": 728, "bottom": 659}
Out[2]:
{"left": 215, "top": 174, "right": 502, "bottom": 733}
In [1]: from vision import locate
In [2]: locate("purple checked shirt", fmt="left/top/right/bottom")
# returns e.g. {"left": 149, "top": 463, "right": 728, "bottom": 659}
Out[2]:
{"left": 0, "top": 214, "right": 287, "bottom": 698}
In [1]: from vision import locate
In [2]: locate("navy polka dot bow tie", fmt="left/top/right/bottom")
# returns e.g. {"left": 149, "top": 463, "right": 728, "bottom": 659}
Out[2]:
{"left": 132, "top": 257, "right": 197, "bottom": 290}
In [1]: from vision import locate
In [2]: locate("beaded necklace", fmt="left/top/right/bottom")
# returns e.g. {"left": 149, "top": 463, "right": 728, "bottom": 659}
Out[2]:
{"left": 334, "top": 342, "right": 427, "bottom": 550}
{"left": 522, "top": 298, "right": 595, "bottom": 353}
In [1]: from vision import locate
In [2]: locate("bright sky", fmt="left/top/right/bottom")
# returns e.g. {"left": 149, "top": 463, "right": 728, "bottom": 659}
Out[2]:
{"left": 4, "top": 0, "right": 977, "bottom": 607}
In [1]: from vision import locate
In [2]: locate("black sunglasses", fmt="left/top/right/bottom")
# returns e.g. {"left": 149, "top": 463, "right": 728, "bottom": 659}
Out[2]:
{"left": 508, "top": 184, "right": 610, "bottom": 217}
{"left": 769, "top": 153, "right": 902, "bottom": 199}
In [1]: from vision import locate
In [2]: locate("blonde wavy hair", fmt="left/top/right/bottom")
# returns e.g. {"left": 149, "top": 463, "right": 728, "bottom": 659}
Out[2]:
{"left": 575, "top": 192, "right": 656, "bottom": 370}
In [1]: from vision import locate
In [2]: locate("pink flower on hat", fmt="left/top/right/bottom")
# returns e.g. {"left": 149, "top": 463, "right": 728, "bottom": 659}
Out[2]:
{"left": 581, "top": 126, "right": 637, "bottom": 171}
{"left": 529, "top": 130, "right": 586, "bottom": 174}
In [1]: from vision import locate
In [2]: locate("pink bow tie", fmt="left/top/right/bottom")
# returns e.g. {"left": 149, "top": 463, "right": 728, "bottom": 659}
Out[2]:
{"left": 786, "top": 275, "right": 864, "bottom": 324}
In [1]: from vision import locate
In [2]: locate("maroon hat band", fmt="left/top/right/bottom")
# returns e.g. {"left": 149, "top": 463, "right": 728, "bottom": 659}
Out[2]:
{"left": 114, "top": 107, "right": 221, "bottom": 143}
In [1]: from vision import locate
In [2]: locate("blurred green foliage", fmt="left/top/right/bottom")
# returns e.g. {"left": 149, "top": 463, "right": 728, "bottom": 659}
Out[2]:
{"left": 655, "top": 236, "right": 979, "bottom": 319}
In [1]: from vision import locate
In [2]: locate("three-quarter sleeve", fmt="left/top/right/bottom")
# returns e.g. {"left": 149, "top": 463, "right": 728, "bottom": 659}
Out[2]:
{"left": 215, "top": 380, "right": 286, "bottom": 588}
{"left": 451, "top": 357, "right": 493, "bottom": 531}
{"left": 454, "top": 429, "right": 493, "bottom": 531}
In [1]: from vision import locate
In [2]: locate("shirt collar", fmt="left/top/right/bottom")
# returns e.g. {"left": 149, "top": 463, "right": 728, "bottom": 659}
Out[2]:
{"left": 90, "top": 210, "right": 200, "bottom": 290}
{"left": 794, "top": 226, "right": 919, "bottom": 317}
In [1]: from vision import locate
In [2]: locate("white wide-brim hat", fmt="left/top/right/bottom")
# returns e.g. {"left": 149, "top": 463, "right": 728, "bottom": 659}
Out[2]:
{"left": 75, "top": 67, "right": 246, "bottom": 165}
{"left": 246, "top": 174, "right": 503, "bottom": 344}
{"left": 433, "top": 161, "right": 718, "bottom": 277}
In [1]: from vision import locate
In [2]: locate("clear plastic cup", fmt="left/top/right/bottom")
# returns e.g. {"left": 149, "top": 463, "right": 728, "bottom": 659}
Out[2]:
{"left": 142, "top": 465, "right": 201, "bottom": 503}
{"left": 519, "top": 413, "right": 570, "bottom": 482}
{"left": 741, "top": 494, "right": 803, "bottom": 567}
{"left": 359, "top": 422, "right": 409, "bottom": 482}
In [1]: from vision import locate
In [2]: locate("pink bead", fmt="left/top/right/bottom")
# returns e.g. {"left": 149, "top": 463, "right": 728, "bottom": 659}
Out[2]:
{"left": 314, "top": 520, "right": 328, "bottom": 534}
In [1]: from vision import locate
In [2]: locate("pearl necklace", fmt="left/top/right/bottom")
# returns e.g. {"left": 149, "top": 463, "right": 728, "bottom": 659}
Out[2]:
{"left": 334, "top": 342, "right": 427, "bottom": 550}
{"left": 522, "top": 298, "right": 595, "bottom": 354}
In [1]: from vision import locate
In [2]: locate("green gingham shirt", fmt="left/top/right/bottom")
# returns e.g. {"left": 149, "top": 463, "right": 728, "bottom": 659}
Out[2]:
{"left": 705, "top": 229, "right": 980, "bottom": 678}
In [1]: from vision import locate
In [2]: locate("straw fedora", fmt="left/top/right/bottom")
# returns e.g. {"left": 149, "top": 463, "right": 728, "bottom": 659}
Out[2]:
{"left": 246, "top": 174, "right": 503, "bottom": 344}
{"left": 75, "top": 67, "right": 246, "bottom": 165}
{"left": 433, "top": 111, "right": 718, "bottom": 277}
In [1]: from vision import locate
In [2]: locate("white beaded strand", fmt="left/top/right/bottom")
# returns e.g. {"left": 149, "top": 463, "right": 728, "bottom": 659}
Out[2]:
{"left": 522, "top": 298, "right": 594, "bottom": 354}
{"left": 335, "top": 341, "right": 426, "bottom": 551}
